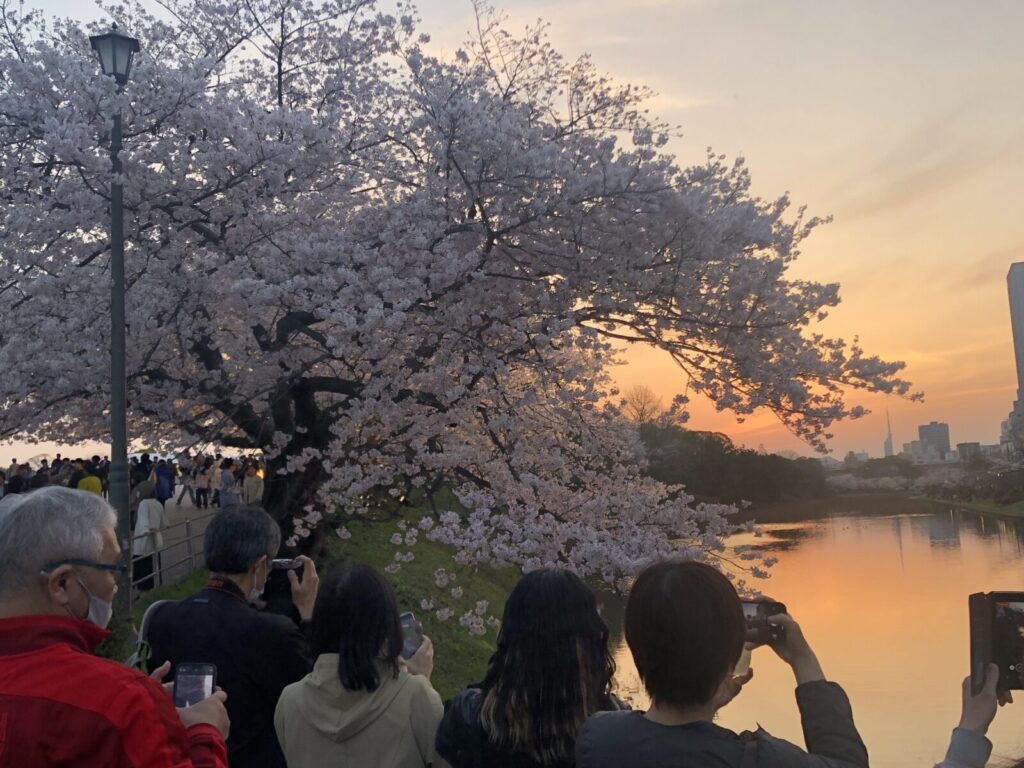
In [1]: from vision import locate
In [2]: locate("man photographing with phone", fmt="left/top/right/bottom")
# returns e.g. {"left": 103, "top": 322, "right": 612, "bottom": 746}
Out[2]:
{"left": 0, "top": 487, "right": 229, "bottom": 767}
{"left": 147, "top": 506, "right": 320, "bottom": 768}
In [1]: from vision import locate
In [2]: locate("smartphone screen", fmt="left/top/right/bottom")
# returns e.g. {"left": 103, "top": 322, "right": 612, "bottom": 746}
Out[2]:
{"left": 173, "top": 663, "right": 217, "bottom": 708}
{"left": 993, "top": 599, "right": 1024, "bottom": 689}
{"left": 970, "top": 592, "right": 1024, "bottom": 694}
{"left": 740, "top": 600, "right": 786, "bottom": 645}
{"left": 400, "top": 611, "right": 423, "bottom": 659}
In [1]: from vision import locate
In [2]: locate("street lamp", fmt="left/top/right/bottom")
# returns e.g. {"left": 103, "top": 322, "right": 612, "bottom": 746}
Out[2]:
{"left": 90, "top": 23, "right": 140, "bottom": 613}
{"left": 89, "top": 24, "right": 139, "bottom": 85}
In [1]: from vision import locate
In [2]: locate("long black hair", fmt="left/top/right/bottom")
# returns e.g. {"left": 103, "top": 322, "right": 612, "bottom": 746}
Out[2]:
{"left": 479, "top": 568, "right": 615, "bottom": 764}
{"left": 311, "top": 564, "right": 403, "bottom": 692}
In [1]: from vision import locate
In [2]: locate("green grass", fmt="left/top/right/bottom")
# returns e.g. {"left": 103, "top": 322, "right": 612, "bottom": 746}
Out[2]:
{"left": 326, "top": 513, "right": 520, "bottom": 700}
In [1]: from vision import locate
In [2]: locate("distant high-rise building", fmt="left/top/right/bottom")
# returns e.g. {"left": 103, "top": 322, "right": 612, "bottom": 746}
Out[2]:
{"left": 902, "top": 439, "right": 941, "bottom": 465}
{"left": 1008, "top": 264, "right": 1024, "bottom": 399}
{"left": 1006, "top": 263, "right": 1024, "bottom": 458}
{"left": 957, "top": 442, "right": 982, "bottom": 463}
{"left": 883, "top": 411, "right": 894, "bottom": 458}
{"left": 919, "top": 421, "right": 951, "bottom": 456}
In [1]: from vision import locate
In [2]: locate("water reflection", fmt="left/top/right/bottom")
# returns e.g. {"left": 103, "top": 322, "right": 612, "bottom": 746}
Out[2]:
{"left": 742, "top": 525, "right": 820, "bottom": 552}
{"left": 605, "top": 496, "right": 1024, "bottom": 768}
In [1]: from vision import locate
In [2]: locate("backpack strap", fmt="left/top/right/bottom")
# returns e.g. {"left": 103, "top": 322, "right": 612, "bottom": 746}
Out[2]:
{"left": 126, "top": 599, "right": 174, "bottom": 670}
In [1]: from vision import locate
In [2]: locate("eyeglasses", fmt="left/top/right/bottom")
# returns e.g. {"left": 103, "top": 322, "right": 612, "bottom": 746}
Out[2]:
{"left": 42, "top": 557, "right": 128, "bottom": 576}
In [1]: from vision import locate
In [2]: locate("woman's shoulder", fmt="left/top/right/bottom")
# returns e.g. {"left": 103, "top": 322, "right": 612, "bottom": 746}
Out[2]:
{"left": 438, "top": 686, "right": 484, "bottom": 732}
{"left": 396, "top": 667, "right": 441, "bottom": 697}
{"left": 394, "top": 670, "right": 444, "bottom": 721}
{"left": 275, "top": 673, "right": 308, "bottom": 712}
{"left": 447, "top": 687, "right": 482, "bottom": 712}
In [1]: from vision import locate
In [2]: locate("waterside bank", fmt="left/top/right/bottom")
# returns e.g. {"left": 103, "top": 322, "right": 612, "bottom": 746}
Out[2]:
{"left": 921, "top": 495, "right": 1024, "bottom": 519}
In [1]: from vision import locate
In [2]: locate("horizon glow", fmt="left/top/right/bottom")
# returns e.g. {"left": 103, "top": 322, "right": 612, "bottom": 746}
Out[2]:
{"left": 15, "top": 0, "right": 1024, "bottom": 460}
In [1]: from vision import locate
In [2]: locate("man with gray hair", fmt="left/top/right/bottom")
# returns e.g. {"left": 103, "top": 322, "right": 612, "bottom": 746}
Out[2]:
{"left": 0, "top": 487, "right": 230, "bottom": 767}
{"left": 147, "top": 505, "right": 320, "bottom": 768}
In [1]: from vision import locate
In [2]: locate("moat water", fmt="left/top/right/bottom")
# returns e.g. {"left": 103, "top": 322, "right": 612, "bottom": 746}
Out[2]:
{"left": 600, "top": 495, "right": 1024, "bottom": 768}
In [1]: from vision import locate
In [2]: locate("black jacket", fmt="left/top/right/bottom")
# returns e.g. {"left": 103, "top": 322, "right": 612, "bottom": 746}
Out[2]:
{"left": 147, "top": 577, "right": 313, "bottom": 768}
{"left": 437, "top": 688, "right": 571, "bottom": 768}
{"left": 437, "top": 687, "right": 624, "bottom": 768}
{"left": 574, "top": 680, "right": 869, "bottom": 768}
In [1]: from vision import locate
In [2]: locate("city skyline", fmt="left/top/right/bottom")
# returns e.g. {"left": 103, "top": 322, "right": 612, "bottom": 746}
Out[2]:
{"left": 14, "top": 0, "right": 1024, "bottom": 460}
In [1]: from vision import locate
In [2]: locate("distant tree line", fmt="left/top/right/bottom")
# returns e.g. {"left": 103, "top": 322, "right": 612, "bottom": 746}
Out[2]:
{"left": 927, "top": 467, "right": 1024, "bottom": 506}
{"left": 636, "top": 423, "right": 829, "bottom": 505}
{"left": 850, "top": 456, "right": 921, "bottom": 480}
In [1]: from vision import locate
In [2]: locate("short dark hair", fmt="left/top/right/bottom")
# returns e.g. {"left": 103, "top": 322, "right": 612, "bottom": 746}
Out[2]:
{"left": 625, "top": 560, "right": 745, "bottom": 709}
{"left": 311, "top": 565, "right": 402, "bottom": 692}
{"left": 203, "top": 506, "right": 281, "bottom": 573}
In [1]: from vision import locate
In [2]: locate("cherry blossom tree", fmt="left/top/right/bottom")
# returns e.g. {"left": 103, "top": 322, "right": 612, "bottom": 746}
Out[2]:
{"left": 0, "top": 0, "right": 917, "bottom": 579}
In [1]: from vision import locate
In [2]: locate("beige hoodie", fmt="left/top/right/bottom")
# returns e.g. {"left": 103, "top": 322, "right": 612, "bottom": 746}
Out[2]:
{"left": 274, "top": 654, "right": 447, "bottom": 768}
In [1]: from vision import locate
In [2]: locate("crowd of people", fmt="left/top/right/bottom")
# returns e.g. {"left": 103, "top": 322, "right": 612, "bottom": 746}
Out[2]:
{"left": 0, "top": 451, "right": 266, "bottom": 509}
{"left": 2, "top": 452, "right": 266, "bottom": 593}
{"left": 1, "top": 454, "right": 110, "bottom": 497}
{"left": 0, "top": 486, "right": 1018, "bottom": 767}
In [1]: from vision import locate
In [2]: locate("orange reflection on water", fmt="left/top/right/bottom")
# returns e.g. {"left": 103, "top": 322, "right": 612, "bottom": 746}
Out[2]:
{"left": 605, "top": 498, "right": 1024, "bottom": 768}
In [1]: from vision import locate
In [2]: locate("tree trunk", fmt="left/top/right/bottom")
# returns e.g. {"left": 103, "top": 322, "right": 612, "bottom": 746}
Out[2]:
{"left": 263, "top": 454, "right": 329, "bottom": 557}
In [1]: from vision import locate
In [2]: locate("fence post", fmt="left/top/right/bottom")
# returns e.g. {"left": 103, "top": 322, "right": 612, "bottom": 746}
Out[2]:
{"left": 185, "top": 518, "right": 195, "bottom": 570}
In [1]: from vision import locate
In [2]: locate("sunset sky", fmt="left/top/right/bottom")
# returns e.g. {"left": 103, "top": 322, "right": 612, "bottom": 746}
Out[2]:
{"left": 18, "top": 0, "right": 1024, "bottom": 460}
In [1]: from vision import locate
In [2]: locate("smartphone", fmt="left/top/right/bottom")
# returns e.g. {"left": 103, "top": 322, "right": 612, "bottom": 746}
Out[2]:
{"left": 741, "top": 599, "right": 787, "bottom": 645}
{"left": 970, "top": 591, "right": 1024, "bottom": 694}
{"left": 173, "top": 663, "right": 217, "bottom": 708}
{"left": 262, "top": 559, "right": 304, "bottom": 622}
{"left": 400, "top": 611, "right": 423, "bottom": 659}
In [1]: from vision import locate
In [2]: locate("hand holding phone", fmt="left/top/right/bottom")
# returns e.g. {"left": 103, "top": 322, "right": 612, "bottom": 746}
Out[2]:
{"left": 173, "top": 663, "right": 217, "bottom": 708}
{"left": 290, "top": 555, "right": 319, "bottom": 620}
{"left": 405, "top": 635, "right": 435, "bottom": 679}
{"left": 958, "top": 663, "right": 1002, "bottom": 736}
{"left": 177, "top": 689, "right": 231, "bottom": 740}
{"left": 400, "top": 611, "right": 424, "bottom": 659}
{"left": 970, "top": 591, "right": 1024, "bottom": 694}
{"left": 764, "top": 613, "right": 825, "bottom": 685}
{"left": 741, "top": 599, "right": 787, "bottom": 645}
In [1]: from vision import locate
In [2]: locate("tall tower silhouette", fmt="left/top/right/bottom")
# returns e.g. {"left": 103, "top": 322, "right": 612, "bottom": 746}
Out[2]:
{"left": 1005, "top": 263, "right": 1024, "bottom": 457}
{"left": 883, "top": 411, "right": 894, "bottom": 458}
{"left": 1009, "top": 263, "right": 1024, "bottom": 400}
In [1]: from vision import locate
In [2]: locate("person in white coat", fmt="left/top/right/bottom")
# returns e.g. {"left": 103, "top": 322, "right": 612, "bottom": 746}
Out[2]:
{"left": 133, "top": 488, "right": 166, "bottom": 592}
{"left": 241, "top": 464, "right": 264, "bottom": 506}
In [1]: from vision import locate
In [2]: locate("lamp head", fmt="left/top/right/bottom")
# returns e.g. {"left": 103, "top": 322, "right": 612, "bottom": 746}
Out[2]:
{"left": 89, "top": 23, "right": 140, "bottom": 85}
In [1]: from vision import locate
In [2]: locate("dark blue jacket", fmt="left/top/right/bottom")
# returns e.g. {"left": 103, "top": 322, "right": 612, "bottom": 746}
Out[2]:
{"left": 575, "top": 681, "right": 869, "bottom": 768}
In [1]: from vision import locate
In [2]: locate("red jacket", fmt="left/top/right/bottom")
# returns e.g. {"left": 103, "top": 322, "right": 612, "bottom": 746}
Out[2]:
{"left": 0, "top": 614, "right": 228, "bottom": 768}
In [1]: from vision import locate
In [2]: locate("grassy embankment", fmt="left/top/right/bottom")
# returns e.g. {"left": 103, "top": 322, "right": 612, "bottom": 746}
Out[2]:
{"left": 921, "top": 496, "right": 1024, "bottom": 519}
{"left": 132, "top": 510, "right": 519, "bottom": 700}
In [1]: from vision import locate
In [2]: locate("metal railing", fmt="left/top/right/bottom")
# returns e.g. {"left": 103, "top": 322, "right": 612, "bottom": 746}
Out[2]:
{"left": 129, "top": 510, "right": 216, "bottom": 604}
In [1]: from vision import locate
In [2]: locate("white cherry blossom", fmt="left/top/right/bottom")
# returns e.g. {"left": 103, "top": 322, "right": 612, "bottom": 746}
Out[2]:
{"left": 0, "top": 0, "right": 916, "bottom": 583}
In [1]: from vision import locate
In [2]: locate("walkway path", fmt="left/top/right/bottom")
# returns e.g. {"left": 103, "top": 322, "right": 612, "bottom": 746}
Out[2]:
{"left": 151, "top": 493, "right": 215, "bottom": 587}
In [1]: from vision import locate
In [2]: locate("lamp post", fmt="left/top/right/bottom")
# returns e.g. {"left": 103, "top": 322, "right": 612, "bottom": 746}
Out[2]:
{"left": 90, "top": 24, "right": 139, "bottom": 613}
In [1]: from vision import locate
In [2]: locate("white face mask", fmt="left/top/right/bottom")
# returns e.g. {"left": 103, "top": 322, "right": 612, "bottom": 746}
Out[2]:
{"left": 68, "top": 573, "right": 113, "bottom": 630}
{"left": 248, "top": 560, "right": 267, "bottom": 604}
